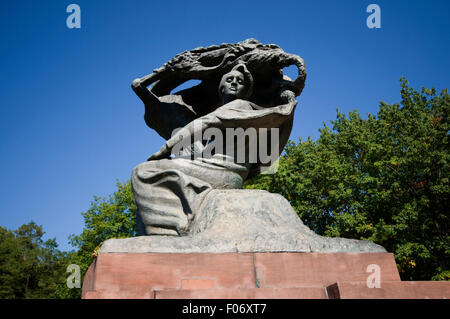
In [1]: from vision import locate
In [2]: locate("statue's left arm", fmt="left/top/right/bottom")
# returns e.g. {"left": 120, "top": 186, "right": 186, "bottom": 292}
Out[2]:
{"left": 147, "top": 88, "right": 297, "bottom": 160}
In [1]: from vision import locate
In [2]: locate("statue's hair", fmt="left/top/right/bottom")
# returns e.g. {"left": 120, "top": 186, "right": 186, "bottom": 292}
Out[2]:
{"left": 218, "top": 63, "right": 254, "bottom": 101}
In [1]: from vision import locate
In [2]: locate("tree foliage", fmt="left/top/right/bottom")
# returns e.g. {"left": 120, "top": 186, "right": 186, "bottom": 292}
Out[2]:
{"left": 0, "top": 222, "right": 76, "bottom": 298}
{"left": 245, "top": 78, "right": 449, "bottom": 280}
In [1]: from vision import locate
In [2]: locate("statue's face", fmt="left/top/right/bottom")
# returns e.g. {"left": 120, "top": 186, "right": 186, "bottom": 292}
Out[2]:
{"left": 219, "top": 71, "right": 247, "bottom": 102}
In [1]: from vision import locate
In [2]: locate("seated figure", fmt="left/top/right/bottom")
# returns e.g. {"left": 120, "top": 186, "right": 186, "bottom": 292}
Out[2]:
{"left": 131, "top": 62, "right": 298, "bottom": 236}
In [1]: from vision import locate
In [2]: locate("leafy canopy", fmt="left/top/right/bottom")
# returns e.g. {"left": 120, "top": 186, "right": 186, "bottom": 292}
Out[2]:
{"left": 0, "top": 222, "right": 77, "bottom": 298}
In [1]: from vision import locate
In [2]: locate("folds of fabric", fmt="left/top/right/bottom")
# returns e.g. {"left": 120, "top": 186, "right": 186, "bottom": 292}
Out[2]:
{"left": 131, "top": 156, "right": 247, "bottom": 236}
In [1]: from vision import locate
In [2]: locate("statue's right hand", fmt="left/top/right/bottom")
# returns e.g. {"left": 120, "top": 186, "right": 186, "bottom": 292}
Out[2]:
{"left": 131, "top": 78, "right": 141, "bottom": 89}
{"left": 147, "top": 144, "right": 171, "bottom": 161}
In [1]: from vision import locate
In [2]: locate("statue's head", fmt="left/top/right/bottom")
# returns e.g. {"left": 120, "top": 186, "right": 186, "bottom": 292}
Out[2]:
{"left": 218, "top": 63, "right": 254, "bottom": 104}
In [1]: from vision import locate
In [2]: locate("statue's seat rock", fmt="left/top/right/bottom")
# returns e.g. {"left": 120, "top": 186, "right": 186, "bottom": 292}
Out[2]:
{"left": 101, "top": 189, "right": 386, "bottom": 253}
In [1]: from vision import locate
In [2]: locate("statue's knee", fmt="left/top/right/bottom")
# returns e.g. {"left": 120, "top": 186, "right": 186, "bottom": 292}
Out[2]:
{"left": 132, "top": 161, "right": 161, "bottom": 176}
{"left": 131, "top": 163, "right": 145, "bottom": 181}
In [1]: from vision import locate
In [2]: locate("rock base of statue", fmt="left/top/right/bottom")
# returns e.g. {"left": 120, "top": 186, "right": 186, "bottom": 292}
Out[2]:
{"left": 81, "top": 252, "right": 450, "bottom": 299}
{"left": 102, "top": 189, "right": 386, "bottom": 254}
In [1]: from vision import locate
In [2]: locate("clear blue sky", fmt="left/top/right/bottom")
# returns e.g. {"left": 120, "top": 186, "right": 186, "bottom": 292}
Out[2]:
{"left": 1, "top": 0, "right": 449, "bottom": 251}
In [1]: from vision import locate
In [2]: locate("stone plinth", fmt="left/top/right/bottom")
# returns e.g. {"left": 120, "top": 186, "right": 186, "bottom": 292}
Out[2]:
{"left": 80, "top": 252, "right": 450, "bottom": 299}
{"left": 154, "top": 287, "right": 327, "bottom": 299}
{"left": 254, "top": 252, "right": 400, "bottom": 288}
{"left": 83, "top": 252, "right": 256, "bottom": 299}
{"left": 327, "top": 281, "right": 450, "bottom": 299}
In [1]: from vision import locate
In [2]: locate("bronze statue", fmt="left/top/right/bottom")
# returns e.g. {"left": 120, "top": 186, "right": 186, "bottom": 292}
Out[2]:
{"left": 130, "top": 39, "right": 306, "bottom": 236}
{"left": 100, "top": 39, "right": 385, "bottom": 253}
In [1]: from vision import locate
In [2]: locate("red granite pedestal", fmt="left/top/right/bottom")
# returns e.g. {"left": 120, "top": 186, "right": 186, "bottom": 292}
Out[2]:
{"left": 82, "top": 252, "right": 449, "bottom": 299}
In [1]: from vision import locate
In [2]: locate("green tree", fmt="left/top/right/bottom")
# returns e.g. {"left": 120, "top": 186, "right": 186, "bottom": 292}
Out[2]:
{"left": 245, "top": 78, "right": 449, "bottom": 280}
{"left": 68, "top": 180, "right": 137, "bottom": 298}
{"left": 0, "top": 226, "right": 23, "bottom": 298}
{"left": 0, "top": 222, "right": 76, "bottom": 298}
